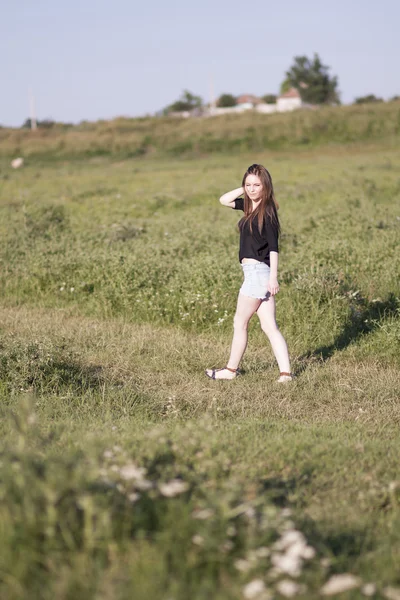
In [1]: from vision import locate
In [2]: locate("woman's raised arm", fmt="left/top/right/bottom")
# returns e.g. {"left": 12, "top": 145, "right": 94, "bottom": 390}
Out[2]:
{"left": 219, "top": 186, "right": 244, "bottom": 207}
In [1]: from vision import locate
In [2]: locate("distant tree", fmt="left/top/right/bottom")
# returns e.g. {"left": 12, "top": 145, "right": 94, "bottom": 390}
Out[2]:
{"left": 21, "top": 118, "right": 56, "bottom": 129}
{"left": 39, "top": 119, "right": 55, "bottom": 129}
{"left": 165, "top": 90, "right": 203, "bottom": 113}
{"left": 261, "top": 94, "right": 277, "bottom": 104}
{"left": 354, "top": 94, "right": 384, "bottom": 104}
{"left": 22, "top": 118, "right": 35, "bottom": 129}
{"left": 282, "top": 53, "right": 340, "bottom": 104}
{"left": 217, "top": 93, "right": 237, "bottom": 107}
{"left": 389, "top": 95, "right": 399, "bottom": 102}
{"left": 279, "top": 79, "right": 291, "bottom": 95}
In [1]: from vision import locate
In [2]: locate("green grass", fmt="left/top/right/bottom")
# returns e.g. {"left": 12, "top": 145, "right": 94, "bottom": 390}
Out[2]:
{"left": 0, "top": 138, "right": 399, "bottom": 599}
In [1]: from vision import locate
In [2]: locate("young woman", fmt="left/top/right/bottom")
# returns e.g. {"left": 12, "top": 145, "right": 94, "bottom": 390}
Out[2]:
{"left": 205, "top": 164, "right": 293, "bottom": 382}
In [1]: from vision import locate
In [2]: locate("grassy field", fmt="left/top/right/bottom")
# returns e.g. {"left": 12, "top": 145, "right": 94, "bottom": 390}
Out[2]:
{"left": 0, "top": 132, "right": 400, "bottom": 599}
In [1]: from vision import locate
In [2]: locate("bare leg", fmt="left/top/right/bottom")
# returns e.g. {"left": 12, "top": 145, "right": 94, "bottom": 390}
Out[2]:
{"left": 256, "top": 296, "right": 291, "bottom": 375}
{"left": 227, "top": 293, "right": 261, "bottom": 369}
{"left": 206, "top": 293, "right": 260, "bottom": 379}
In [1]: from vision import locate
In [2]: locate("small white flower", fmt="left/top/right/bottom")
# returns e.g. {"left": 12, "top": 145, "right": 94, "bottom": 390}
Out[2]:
{"left": 192, "top": 535, "right": 204, "bottom": 546}
{"left": 59, "top": 286, "right": 64, "bottom": 291}
{"left": 362, "top": 583, "right": 377, "bottom": 597}
{"left": 276, "top": 579, "right": 301, "bottom": 598}
{"left": 274, "top": 530, "right": 306, "bottom": 551}
{"left": 383, "top": 587, "right": 400, "bottom": 600}
{"left": 271, "top": 553, "right": 302, "bottom": 577}
{"left": 119, "top": 464, "right": 147, "bottom": 481}
{"left": 128, "top": 492, "right": 140, "bottom": 503}
{"left": 321, "top": 574, "right": 361, "bottom": 596}
{"left": 135, "top": 479, "right": 153, "bottom": 491}
{"left": 159, "top": 479, "right": 189, "bottom": 497}
{"left": 242, "top": 579, "right": 266, "bottom": 599}
{"left": 234, "top": 559, "right": 252, "bottom": 573}
{"left": 192, "top": 508, "right": 214, "bottom": 520}
{"left": 272, "top": 529, "right": 315, "bottom": 569}
{"left": 301, "top": 545, "right": 316, "bottom": 559}
{"left": 70, "top": 287, "right": 75, "bottom": 292}
{"left": 103, "top": 450, "right": 113, "bottom": 459}
{"left": 11, "top": 157, "right": 24, "bottom": 169}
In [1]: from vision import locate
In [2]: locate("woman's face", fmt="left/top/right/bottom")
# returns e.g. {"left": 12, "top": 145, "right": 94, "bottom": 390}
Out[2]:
{"left": 245, "top": 174, "right": 263, "bottom": 201}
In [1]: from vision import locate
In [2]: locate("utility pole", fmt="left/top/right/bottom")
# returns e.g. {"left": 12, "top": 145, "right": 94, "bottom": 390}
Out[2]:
{"left": 29, "top": 87, "right": 37, "bottom": 130}
{"left": 209, "top": 74, "right": 216, "bottom": 112}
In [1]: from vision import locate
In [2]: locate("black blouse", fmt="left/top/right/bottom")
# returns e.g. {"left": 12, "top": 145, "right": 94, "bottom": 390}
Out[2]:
{"left": 233, "top": 197, "right": 279, "bottom": 266}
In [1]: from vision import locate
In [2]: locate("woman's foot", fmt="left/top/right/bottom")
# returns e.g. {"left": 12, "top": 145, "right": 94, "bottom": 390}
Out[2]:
{"left": 277, "top": 372, "right": 294, "bottom": 383}
{"left": 205, "top": 366, "right": 239, "bottom": 380}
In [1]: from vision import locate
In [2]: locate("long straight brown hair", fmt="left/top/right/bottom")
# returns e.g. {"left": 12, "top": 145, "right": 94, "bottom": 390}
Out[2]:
{"left": 240, "top": 164, "right": 280, "bottom": 235}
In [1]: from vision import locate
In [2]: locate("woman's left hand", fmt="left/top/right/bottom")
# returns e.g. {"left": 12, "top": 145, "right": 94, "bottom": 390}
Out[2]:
{"left": 268, "top": 278, "right": 280, "bottom": 296}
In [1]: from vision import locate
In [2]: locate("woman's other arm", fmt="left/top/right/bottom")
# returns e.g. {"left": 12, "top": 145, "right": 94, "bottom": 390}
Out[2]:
{"left": 219, "top": 187, "right": 244, "bottom": 207}
{"left": 268, "top": 251, "right": 280, "bottom": 296}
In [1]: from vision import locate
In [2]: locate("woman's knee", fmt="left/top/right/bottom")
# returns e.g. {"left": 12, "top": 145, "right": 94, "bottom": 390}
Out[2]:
{"left": 260, "top": 318, "right": 279, "bottom": 337}
{"left": 233, "top": 314, "right": 250, "bottom": 332}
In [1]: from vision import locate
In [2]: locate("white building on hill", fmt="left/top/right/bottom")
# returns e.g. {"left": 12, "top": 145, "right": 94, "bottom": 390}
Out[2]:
{"left": 181, "top": 88, "right": 304, "bottom": 118}
{"left": 256, "top": 103, "right": 278, "bottom": 114}
{"left": 256, "top": 88, "right": 302, "bottom": 114}
{"left": 276, "top": 88, "right": 302, "bottom": 112}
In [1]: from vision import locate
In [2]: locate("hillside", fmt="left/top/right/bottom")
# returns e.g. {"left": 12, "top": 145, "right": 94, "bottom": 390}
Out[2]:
{"left": 1, "top": 101, "right": 400, "bottom": 161}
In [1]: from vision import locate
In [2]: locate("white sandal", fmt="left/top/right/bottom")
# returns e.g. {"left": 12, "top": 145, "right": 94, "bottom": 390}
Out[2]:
{"left": 205, "top": 366, "right": 239, "bottom": 380}
{"left": 277, "top": 372, "right": 294, "bottom": 383}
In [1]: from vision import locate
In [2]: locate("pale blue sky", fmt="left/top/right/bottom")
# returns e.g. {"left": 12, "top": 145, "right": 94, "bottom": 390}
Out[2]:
{"left": 1, "top": 0, "right": 398, "bottom": 127}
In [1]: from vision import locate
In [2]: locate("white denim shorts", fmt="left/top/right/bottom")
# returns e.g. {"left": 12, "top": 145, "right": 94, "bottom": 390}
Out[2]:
{"left": 239, "top": 262, "right": 271, "bottom": 300}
